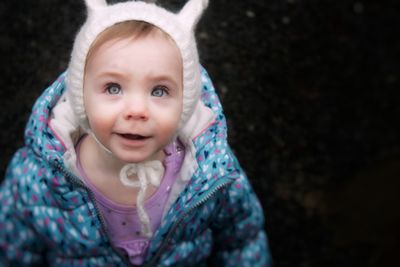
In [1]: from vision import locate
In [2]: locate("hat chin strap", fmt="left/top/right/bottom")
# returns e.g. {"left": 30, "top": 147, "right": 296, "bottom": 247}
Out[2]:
{"left": 120, "top": 162, "right": 163, "bottom": 237}
{"left": 88, "top": 129, "right": 164, "bottom": 237}
{"left": 88, "top": 130, "right": 113, "bottom": 154}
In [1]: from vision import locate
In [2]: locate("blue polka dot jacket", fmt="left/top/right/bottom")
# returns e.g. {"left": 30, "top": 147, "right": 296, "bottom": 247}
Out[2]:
{"left": 0, "top": 69, "right": 272, "bottom": 266}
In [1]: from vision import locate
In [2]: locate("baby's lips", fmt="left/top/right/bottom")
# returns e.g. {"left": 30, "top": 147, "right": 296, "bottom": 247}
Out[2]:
{"left": 120, "top": 133, "right": 147, "bottom": 140}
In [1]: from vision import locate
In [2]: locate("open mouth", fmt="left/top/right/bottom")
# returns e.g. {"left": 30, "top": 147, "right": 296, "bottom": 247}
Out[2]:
{"left": 119, "top": 134, "right": 148, "bottom": 140}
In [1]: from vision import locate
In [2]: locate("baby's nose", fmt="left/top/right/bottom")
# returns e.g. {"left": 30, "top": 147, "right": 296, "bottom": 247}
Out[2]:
{"left": 122, "top": 96, "right": 149, "bottom": 120}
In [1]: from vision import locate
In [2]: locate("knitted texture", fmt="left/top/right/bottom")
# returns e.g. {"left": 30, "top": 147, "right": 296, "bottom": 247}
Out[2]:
{"left": 119, "top": 161, "right": 164, "bottom": 238}
{"left": 66, "top": 0, "right": 208, "bottom": 131}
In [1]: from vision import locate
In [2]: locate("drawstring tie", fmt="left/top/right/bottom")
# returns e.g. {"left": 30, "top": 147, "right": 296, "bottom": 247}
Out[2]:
{"left": 89, "top": 130, "right": 164, "bottom": 237}
{"left": 119, "top": 161, "right": 164, "bottom": 237}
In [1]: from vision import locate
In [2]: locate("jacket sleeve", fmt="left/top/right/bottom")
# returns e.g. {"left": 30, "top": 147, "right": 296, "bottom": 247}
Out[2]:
{"left": 0, "top": 149, "right": 47, "bottom": 267}
{"left": 198, "top": 67, "right": 272, "bottom": 266}
{"left": 209, "top": 153, "right": 273, "bottom": 267}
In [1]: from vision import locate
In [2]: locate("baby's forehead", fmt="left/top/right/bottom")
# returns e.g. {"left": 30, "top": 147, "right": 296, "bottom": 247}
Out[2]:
{"left": 84, "top": 27, "right": 183, "bottom": 86}
{"left": 86, "top": 21, "right": 179, "bottom": 64}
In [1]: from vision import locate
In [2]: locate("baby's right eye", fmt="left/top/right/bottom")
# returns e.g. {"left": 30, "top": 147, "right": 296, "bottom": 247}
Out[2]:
{"left": 105, "top": 83, "right": 121, "bottom": 95}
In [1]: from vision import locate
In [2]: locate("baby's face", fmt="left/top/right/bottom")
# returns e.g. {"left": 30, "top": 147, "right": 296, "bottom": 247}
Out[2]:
{"left": 83, "top": 32, "right": 183, "bottom": 163}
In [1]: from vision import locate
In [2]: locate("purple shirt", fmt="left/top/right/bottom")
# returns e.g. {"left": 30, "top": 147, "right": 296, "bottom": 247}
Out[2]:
{"left": 76, "top": 137, "right": 185, "bottom": 265}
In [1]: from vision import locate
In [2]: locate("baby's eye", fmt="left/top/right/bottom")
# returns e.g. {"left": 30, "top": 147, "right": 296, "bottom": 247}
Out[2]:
{"left": 105, "top": 83, "right": 121, "bottom": 95}
{"left": 151, "top": 86, "right": 169, "bottom": 97}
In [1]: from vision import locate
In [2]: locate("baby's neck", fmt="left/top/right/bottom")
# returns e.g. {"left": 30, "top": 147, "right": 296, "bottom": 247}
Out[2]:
{"left": 77, "top": 134, "right": 163, "bottom": 205}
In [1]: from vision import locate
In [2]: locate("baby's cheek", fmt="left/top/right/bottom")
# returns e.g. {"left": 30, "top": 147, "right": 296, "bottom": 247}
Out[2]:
{"left": 88, "top": 112, "right": 114, "bottom": 133}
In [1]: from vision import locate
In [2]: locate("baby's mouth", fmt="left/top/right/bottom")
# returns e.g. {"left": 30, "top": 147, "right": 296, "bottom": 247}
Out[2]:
{"left": 119, "top": 133, "right": 148, "bottom": 140}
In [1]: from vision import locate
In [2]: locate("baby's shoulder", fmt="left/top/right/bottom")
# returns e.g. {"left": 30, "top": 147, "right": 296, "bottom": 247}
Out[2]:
{"left": 6, "top": 147, "right": 59, "bottom": 193}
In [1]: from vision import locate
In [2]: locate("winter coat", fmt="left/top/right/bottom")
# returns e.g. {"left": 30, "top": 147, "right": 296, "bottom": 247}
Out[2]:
{"left": 0, "top": 68, "right": 272, "bottom": 267}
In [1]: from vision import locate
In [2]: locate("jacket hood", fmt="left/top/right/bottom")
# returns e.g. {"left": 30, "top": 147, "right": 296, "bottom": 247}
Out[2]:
{"left": 24, "top": 73, "right": 68, "bottom": 167}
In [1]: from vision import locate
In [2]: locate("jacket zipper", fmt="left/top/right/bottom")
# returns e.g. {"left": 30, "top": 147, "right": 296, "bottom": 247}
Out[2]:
{"left": 142, "top": 179, "right": 234, "bottom": 267}
{"left": 55, "top": 162, "right": 135, "bottom": 267}
{"left": 56, "top": 161, "right": 233, "bottom": 267}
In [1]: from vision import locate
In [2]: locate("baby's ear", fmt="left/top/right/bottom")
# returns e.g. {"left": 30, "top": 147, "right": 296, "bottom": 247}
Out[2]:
{"left": 178, "top": 0, "right": 209, "bottom": 32}
{"left": 84, "top": 0, "right": 107, "bottom": 13}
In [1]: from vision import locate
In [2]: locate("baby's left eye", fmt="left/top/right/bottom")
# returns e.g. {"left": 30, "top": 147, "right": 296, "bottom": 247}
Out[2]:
{"left": 151, "top": 86, "right": 168, "bottom": 97}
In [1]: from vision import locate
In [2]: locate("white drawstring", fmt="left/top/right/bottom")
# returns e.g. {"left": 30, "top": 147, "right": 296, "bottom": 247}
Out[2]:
{"left": 87, "top": 130, "right": 164, "bottom": 237}
{"left": 120, "top": 161, "right": 164, "bottom": 237}
{"left": 88, "top": 130, "right": 113, "bottom": 154}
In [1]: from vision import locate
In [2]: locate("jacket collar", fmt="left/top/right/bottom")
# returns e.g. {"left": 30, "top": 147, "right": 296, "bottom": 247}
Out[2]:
{"left": 24, "top": 73, "right": 67, "bottom": 166}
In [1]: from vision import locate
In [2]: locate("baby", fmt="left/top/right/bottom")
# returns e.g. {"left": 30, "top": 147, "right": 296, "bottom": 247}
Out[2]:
{"left": 0, "top": 0, "right": 271, "bottom": 266}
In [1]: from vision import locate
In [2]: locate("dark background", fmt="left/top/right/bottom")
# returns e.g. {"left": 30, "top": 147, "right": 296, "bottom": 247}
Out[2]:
{"left": 1, "top": 0, "right": 399, "bottom": 266}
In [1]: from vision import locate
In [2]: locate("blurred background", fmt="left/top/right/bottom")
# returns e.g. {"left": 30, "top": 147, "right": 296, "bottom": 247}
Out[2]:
{"left": 0, "top": 0, "right": 399, "bottom": 266}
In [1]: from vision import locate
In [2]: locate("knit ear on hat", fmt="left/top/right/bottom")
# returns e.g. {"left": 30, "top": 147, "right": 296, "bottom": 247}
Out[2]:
{"left": 84, "top": 0, "right": 107, "bottom": 12}
{"left": 178, "top": 0, "right": 209, "bottom": 31}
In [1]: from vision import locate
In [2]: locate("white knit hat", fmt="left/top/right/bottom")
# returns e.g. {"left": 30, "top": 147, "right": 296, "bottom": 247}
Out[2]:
{"left": 66, "top": 0, "right": 209, "bottom": 131}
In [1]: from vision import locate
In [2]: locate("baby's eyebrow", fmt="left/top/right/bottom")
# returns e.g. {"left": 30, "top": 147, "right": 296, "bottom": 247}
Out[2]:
{"left": 148, "top": 73, "right": 181, "bottom": 88}
{"left": 95, "top": 70, "right": 126, "bottom": 79}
